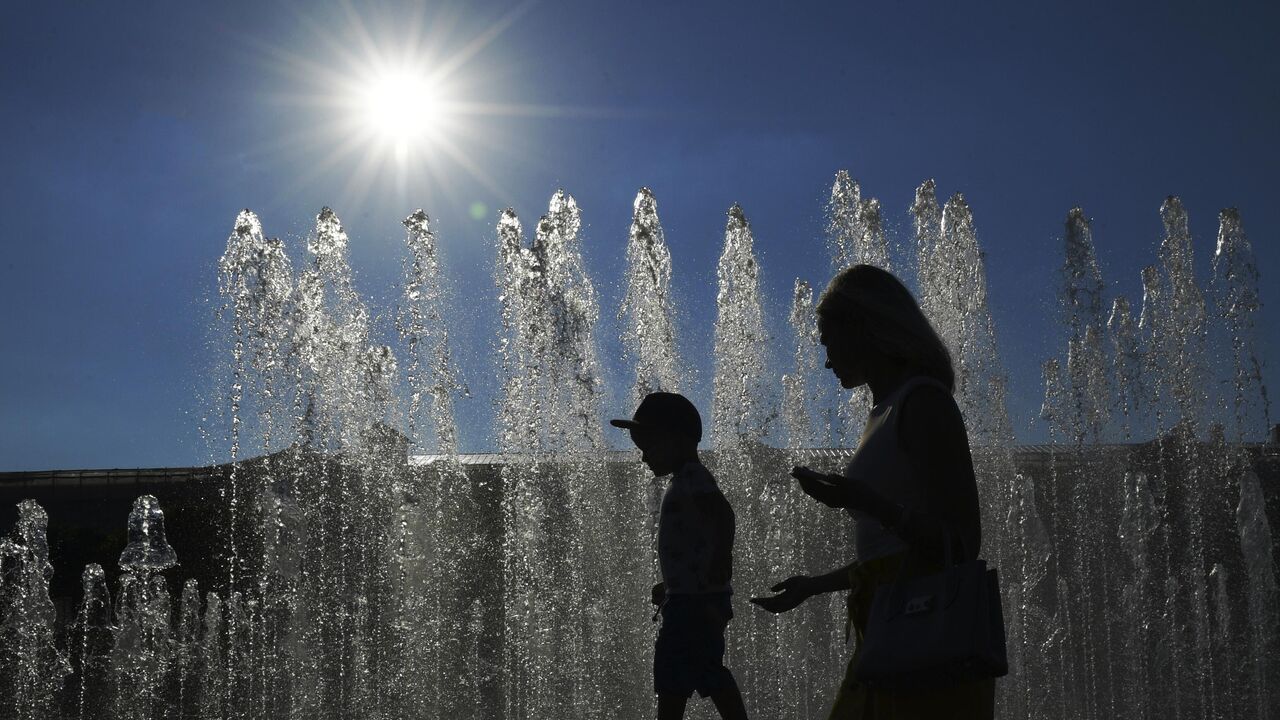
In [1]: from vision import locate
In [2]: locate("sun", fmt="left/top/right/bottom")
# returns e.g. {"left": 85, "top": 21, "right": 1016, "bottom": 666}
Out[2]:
{"left": 360, "top": 68, "right": 445, "bottom": 152}
{"left": 252, "top": 2, "right": 608, "bottom": 209}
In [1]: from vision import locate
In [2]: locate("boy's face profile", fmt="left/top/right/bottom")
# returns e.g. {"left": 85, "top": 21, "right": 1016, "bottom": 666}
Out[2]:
{"left": 629, "top": 427, "right": 687, "bottom": 477}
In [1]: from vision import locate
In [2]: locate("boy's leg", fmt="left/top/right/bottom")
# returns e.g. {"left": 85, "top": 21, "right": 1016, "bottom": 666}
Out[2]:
{"left": 709, "top": 673, "right": 749, "bottom": 720}
{"left": 657, "top": 693, "right": 688, "bottom": 720}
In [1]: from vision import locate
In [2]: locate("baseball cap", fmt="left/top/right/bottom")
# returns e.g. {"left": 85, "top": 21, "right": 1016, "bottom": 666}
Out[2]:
{"left": 609, "top": 392, "right": 702, "bottom": 444}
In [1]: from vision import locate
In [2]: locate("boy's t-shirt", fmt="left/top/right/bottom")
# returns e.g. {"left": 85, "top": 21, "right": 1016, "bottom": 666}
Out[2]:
{"left": 658, "top": 460, "right": 734, "bottom": 595}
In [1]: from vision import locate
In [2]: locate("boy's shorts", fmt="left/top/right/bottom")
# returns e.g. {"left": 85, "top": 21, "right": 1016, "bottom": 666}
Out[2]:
{"left": 654, "top": 592, "right": 734, "bottom": 698}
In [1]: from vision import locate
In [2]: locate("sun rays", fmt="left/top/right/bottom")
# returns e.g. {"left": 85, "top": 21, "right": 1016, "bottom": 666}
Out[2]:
{"left": 244, "top": 1, "right": 543, "bottom": 213}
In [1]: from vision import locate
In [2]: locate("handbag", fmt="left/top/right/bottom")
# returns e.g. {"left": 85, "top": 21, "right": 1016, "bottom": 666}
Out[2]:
{"left": 852, "top": 529, "right": 1008, "bottom": 689}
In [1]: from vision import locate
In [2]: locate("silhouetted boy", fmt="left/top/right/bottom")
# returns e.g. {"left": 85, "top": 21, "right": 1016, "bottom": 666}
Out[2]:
{"left": 611, "top": 392, "right": 749, "bottom": 720}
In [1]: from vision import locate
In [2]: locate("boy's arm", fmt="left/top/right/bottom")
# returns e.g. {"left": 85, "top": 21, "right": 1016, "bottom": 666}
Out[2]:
{"left": 709, "top": 495, "right": 734, "bottom": 588}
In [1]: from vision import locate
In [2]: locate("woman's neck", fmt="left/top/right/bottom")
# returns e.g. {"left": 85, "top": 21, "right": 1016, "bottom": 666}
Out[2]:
{"left": 865, "top": 364, "right": 918, "bottom": 406}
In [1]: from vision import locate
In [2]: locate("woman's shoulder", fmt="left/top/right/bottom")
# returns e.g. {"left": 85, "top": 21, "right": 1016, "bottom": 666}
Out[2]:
{"left": 893, "top": 375, "right": 957, "bottom": 415}
{"left": 895, "top": 377, "right": 966, "bottom": 447}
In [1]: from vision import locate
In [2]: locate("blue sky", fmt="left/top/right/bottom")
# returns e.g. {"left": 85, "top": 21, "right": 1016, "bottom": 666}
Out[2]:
{"left": 2, "top": 0, "right": 1277, "bottom": 470}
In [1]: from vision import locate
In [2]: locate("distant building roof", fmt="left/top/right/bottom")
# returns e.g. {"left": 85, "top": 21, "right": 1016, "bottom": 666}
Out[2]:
{"left": 4, "top": 441, "right": 1274, "bottom": 489}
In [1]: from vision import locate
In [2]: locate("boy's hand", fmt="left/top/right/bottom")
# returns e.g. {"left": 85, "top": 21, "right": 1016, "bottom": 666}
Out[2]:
{"left": 791, "top": 466, "right": 849, "bottom": 508}
{"left": 651, "top": 582, "right": 666, "bottom": 606}
{"left": 750, "top": 575, "right": 815, "bottom": 614}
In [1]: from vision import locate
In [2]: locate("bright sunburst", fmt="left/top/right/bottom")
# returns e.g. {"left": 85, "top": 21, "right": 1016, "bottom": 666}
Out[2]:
{"left": 251, "top": 2, "right": 612, "bottom": 211}
{"left": 353, "top": 63, "right": 453, "bottom": 163}
{"left": 358, "top": 67, "right": 446, "bottom": 157}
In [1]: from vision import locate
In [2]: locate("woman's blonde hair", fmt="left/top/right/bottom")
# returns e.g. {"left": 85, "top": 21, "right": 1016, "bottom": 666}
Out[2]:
{"left": 816, "top": 264, "right": 955, "bottom": 392}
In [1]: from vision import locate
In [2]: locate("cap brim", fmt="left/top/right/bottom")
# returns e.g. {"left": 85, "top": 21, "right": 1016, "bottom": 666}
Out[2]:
{"left": 609, "top": 419, "right": 643, "bottom": 430}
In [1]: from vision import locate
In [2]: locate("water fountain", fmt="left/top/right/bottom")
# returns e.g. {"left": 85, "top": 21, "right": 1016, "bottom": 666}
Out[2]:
{"left": 0, "top": 175, "right": 1276, "bottom": 720}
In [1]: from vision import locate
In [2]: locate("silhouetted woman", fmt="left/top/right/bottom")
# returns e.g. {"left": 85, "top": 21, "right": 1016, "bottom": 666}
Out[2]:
{"left": 751, "top": 264, "right": 994, "bottom": 719}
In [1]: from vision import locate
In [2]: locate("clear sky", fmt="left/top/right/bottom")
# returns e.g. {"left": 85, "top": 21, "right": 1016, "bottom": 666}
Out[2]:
{"left": 2, "top": 0, "right": 1278, "bottom": 471}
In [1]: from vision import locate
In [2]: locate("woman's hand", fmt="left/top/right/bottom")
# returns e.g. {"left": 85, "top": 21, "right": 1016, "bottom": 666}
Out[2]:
{"left": 791, "top": 466, "right": 850, "bottom": 508}
{"left": 750, "top": 575, "right": 816, "bottom": 614}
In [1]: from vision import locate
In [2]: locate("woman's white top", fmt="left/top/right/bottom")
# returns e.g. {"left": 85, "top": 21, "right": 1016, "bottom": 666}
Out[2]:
{"left": 844, "top": 376, "right": 949, "bottom": 562}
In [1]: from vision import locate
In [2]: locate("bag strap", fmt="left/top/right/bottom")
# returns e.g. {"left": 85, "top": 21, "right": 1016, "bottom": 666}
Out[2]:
{"left": 881, "top": 515, "right": 967, "bottom": 614}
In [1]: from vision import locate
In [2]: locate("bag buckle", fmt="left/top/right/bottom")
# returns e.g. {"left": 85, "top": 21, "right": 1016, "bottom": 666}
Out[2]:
{"left": 903, "top": 595, "right": 933, "bottom": 615}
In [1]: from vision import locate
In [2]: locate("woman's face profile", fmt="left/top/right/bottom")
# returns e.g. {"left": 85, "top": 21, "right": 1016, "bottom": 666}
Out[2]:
{"left": 819, "top": 319, "right": 867, "bottom": 390}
